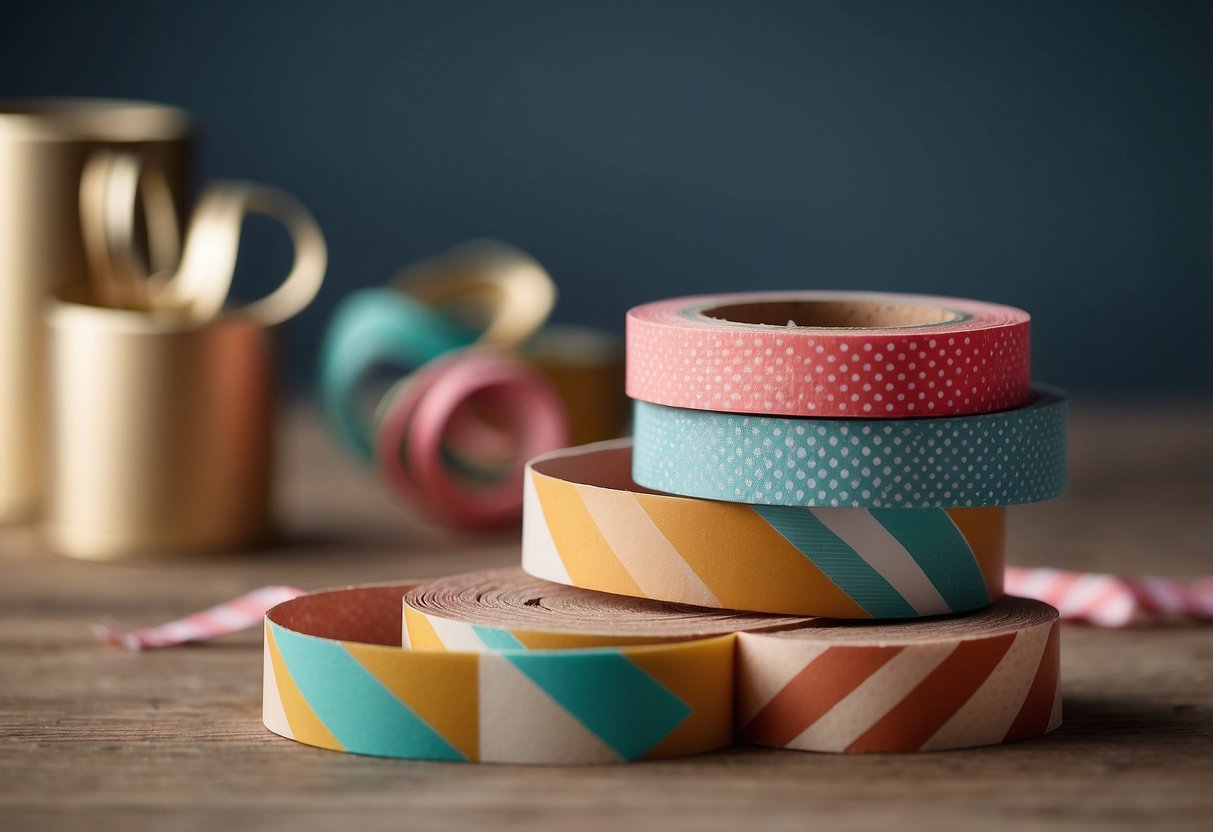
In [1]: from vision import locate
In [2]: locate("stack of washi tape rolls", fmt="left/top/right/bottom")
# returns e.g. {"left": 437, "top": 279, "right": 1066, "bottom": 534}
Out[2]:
{"left": 265, "top": 291, "right": 1069, "bottom": 763}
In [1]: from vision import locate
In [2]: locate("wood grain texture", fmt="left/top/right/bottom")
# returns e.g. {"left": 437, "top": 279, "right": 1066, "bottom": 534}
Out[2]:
{"left": 1, "top": 402, "right": 1210, "bottom": 832}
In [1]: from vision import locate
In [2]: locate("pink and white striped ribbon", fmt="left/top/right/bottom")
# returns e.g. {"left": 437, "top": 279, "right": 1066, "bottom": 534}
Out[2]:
{"left": 1005, "top": 567, "right": 1213, "bottom": 627}
{"left": 93, "top": 569, "right": 1213, "bottom": 650}
{"left": 93, "top": 585, "right": 305, "bottom": 651}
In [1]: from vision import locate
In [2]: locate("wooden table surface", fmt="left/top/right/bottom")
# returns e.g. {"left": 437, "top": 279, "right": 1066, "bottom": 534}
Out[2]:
{"left": 2, "top": 402, "right": 1210, "bottom": 832}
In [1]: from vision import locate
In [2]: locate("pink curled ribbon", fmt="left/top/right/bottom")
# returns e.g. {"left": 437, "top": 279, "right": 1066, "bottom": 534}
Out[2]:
{"left": 92, "top": 585, "right": 305, "bottom": 651}
{"left": 1004, "top": 567, "right": 1213, "bottom": 628}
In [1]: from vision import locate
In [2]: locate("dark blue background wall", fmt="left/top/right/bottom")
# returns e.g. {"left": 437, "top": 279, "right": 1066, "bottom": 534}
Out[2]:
{"left": 3, "top": 0, "right": 1209, "bottom": 394}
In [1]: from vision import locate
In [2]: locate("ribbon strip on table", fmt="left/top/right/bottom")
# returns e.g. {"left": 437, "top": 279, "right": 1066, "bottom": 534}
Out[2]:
{"left": 93, "top": 585, "right": 305, "bottom": 650}
{"left": 631, "top": 387, "right": 1068, "bottom": 508}
{"left": 522, "top": 440, "right": 1005, "bottom": 618}
{"left": 626, "top": 291, "right": 1030, "bottom": 418}
{"left": 1005, "top": 567, "right": 1213, "bottom": 627}
{"left": 95, "top": 565, "right": 1213, "bottom": 654}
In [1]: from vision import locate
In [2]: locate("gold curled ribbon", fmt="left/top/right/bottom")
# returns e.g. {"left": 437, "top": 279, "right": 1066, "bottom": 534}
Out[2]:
{"left": 392, "top": 239, "right": 557, "bottom": 348}
{"left": 79, "top": 150, "right": 182, "bottom": 310}
{"left": 79, "top": 152, "right": 326, "bottom": 325}
{"left": 165, "top": 182, "right": 327, "bottom": 325}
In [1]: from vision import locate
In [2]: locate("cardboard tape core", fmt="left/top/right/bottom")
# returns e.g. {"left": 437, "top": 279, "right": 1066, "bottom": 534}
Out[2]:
{"left": 701, "top": 299, "right": 958, "bottom": 328}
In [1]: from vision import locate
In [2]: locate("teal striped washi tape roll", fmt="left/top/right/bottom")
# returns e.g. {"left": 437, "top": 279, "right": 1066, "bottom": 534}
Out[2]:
{"left": 264, "top": 582, "right": 736, "bottom": 763}
{"left": 318, "top": 288, "right": 477, "bottom": 459}
{"left": 632, "top": 387, "right": 1067, "bottom": 508}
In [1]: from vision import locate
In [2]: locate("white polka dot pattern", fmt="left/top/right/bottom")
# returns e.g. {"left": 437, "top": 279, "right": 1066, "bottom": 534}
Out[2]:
{"left": 627, "top": 292, "right": 1031, "bottom": 418}
{"left": 632, "top": 388, "right": 1067, "bottom": 508}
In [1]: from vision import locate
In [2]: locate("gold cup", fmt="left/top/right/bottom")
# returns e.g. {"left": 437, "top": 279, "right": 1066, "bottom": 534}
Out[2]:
{"left": 0, "top": 99, "right": 193, "bottom": 522}
{"left": 44, "top": 286, "right": 276, "bottom": 559}
{"left": 520, "top": 325, "right": 628, "bottom": 446}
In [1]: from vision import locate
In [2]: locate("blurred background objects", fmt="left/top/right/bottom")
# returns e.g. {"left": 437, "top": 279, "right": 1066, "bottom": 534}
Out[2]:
{"left": 1, "top": 0, "right": 1208, "bottom": 395}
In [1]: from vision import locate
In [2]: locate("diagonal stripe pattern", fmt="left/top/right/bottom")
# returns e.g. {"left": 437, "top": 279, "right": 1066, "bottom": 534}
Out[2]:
{"left": 737, "top": 613, "right": 1062, "bottom": 753}
{"left": 263, "top": 581, "right": 1060, "bottom": 761}
{"left": 263, "top": 584, "right": 731, "bottom": 764}
{"left": 523, "top": 441, "right": 1002, "bottom": 618}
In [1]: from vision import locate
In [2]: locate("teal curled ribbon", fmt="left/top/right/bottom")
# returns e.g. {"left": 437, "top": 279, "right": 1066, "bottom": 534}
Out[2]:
{"left": 318, "top": 288, "right": 476, "bottom": 459}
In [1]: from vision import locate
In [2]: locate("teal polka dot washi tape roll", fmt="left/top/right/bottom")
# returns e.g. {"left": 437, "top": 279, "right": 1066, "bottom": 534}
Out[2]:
{"left": 632, "top": 387, "right": 1067, "bottom": 508}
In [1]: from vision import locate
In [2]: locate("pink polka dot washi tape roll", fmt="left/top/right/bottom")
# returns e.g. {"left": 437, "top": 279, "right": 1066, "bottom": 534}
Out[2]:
{"left": 626, "top": 292, "right": 1031, "bottom": 418}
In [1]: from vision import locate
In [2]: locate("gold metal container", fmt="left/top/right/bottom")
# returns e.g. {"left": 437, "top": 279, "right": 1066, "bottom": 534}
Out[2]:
{"left": 520, "top": 325, "right": 628, "bottom": 446}
{"left": 44, "top": 286, "right": 275, "bottom": 559}
{"left": 0, "top": 99, "right": 193, "bottom": 522}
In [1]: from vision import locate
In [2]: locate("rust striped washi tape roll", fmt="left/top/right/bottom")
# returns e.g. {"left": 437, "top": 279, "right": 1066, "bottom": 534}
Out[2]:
{"left": 736, "top": 596, "right": 1061, "bottom": 753}
{"left": 399, "top": 570, "right": 1062, "bottom": 755}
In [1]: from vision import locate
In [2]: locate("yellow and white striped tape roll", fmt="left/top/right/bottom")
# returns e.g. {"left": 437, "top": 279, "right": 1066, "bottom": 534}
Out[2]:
{"left": 523, "top": 440, "right": 1005, "bottom": 618}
